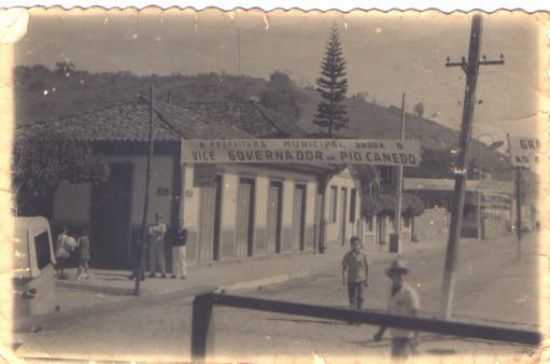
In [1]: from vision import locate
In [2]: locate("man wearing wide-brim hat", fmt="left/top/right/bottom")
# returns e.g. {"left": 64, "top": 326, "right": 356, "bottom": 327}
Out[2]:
{"left": 374, "top": 259, "right": 420, "bottom": 359}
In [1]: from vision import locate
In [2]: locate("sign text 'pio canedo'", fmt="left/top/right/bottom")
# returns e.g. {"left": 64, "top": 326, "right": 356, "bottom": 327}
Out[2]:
{"left": 182, "top": 139, "right": 422, "bottom": 166}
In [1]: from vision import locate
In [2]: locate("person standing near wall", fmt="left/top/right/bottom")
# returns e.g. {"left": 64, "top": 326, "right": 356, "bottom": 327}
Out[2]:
{"left": 55, "top": 226, "right": 77, "bottom": 280}
{"left": 171, "top": 225, "right": 188, "bottom": 279}
{"left": 148, "top": 213, "right": 167, "bottom": 278}
{"left": 76, "top": 227, "right": 91, "bottom": 280}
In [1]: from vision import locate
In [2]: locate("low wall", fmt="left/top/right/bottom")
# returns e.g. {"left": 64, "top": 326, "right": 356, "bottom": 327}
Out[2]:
{"left": 414, "top": 207, "right": 449, "bottom": 243}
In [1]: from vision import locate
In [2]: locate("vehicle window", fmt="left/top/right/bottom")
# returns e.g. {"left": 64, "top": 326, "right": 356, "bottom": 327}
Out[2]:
{"left": 13, "top": 235, "right": 31, "bottom": 275}
{"left": 34, "top": 231, "right": 51, "bottom": 270}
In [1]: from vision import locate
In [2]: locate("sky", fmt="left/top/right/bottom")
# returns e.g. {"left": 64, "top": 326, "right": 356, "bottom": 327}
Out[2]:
{"left": 14, "top": 8, "right": 546, "bottom": 142}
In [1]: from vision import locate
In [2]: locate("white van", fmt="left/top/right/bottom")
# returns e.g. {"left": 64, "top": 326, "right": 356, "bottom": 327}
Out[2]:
{"left": 12, "top": 216, "right": 57, "bottom": 325}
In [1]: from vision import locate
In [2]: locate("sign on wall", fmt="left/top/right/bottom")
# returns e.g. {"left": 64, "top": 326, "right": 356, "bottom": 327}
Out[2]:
{"left": 508, "top": 136, "right": 541, "bottom": 168}
{"left": 182, "top": 139, "right": 421, "bottom": 166}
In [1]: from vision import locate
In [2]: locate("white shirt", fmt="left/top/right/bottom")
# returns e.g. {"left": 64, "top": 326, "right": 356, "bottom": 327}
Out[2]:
{"left": 149, "top": 223, "right": 167, "bottom": 244}
{"left": 388, "top": 282, "right": 420, "bottom": 338}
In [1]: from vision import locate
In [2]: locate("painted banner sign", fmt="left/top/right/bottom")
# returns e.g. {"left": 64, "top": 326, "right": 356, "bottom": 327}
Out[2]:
{"left": 508, "top": 136, "right": 541, "bottom": 168}
{"left": 182, "top": 139, "right": 422, "bottom": 166}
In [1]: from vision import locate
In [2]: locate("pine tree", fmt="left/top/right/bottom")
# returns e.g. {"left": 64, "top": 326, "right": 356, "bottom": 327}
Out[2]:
{"left": 314, "top": 26, "right": 349, "bottom": 137}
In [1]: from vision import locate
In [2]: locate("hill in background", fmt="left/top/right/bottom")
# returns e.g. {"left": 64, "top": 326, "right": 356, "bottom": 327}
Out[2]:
{"left": 14, "top": 64, "right": 512, "bottom": 180}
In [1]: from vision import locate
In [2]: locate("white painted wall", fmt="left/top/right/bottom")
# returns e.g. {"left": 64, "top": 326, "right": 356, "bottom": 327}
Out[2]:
{"left": 255, "top": 176, "right": 269, "bottom": 255}
{"left": 181, "top": 164, "right": 199, "bottom": 230}
{"left": 324, "top": 168, "right": 362, "bottom": 247}
{"left": 282, "top": 179, "right": 295, "bottom": 229}
{"left": 222, "top": 174, "right": 239, "bottom": 232}
{"left": 305, "top": 181, "right": 317, "bottom": 226}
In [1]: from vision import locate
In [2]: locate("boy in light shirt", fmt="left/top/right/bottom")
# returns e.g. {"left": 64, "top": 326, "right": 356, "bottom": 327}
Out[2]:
{"left": 341, "top": 236, "right": 369, "bottom": 311}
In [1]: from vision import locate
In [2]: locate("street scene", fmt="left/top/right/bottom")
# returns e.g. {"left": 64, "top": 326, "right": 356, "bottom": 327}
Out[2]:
{"left": 3, "top": 8, "right": 547, "bottom": 364}
{"left": 12, "top": 233, "right": 542, "bottom": 363}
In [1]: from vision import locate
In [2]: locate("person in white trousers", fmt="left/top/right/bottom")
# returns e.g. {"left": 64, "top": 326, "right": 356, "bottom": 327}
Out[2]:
{"left": 171, "top": 225, "right": 188, "bottom": 279}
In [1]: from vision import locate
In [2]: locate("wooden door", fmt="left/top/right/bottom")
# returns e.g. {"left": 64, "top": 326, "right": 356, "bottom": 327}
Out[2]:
{"left": 267, "top": 181, "right": 283, "bottom": 254}
{"left": 198, "top": 185, "right": 215, "bottom": 263}
{"left": 91, "top": 163, "right": 133, "bottom": 269}
{"left": 198, "top": 176, "right": 222, "bottom": 263}
{"left": 293, "top": 184, "right": 307, "bottom": 251}
{"left": 212, "top": 176, "right": 222, "bottom": 261}
{"left": 236, "top": 178, "right": 255, "bottom": 257}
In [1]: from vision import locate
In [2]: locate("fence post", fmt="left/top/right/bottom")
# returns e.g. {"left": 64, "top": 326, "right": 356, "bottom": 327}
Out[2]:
{"left": 191, "top": 293, "right": 216, "bottom": 363}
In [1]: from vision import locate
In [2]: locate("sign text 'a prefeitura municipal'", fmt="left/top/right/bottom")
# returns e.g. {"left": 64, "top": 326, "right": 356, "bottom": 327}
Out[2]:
{"left": 182, "top": 139, "right": 421, "bottom": 166}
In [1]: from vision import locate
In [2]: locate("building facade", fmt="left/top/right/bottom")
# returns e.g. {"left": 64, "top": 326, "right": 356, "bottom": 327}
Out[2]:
{"left": 182, "top": 164, "right": 362, "bottom": 265}
{"left": 44, "top": 101, "right": 363, "bottom": 269}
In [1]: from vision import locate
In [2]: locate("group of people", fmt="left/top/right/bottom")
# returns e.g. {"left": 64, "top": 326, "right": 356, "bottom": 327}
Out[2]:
{"left": 55, "top": 226, "right": 90, "bottom": 280}
{"left": 129, "top": 213, "right": 188, "bottom": 281}
{"left": 342, "top": 236, "right": 420, "bottom": 359}
{"left": 54, "top": 213, "right": 188, "bottom": 282}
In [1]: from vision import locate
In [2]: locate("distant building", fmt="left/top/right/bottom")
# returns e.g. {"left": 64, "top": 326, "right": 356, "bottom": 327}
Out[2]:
{"left": 404, "top": 177, "right": 513, "bottom": 241}
{"left": 360, "top": 166, "right": 415, "bottom": 249}
{"left": 24, "top": 100, "right": 362, "bottom": 269}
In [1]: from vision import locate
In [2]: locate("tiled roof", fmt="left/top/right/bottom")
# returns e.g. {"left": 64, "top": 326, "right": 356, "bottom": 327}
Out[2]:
{"left": 16, "top": 101, "right": 252, "bottom": 142}
{"left": 178, "top": 101, "right": 307, "bottom": 138}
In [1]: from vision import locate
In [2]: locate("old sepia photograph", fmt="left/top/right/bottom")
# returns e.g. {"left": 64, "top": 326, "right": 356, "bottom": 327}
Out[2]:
{"left": 1, "top": 6, "right": 548, "bottom": 364}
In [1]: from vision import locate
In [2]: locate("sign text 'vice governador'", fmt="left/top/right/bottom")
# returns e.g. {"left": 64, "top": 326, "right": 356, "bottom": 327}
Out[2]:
{"left": 182, "top": 139, "right": 421, "bottom": 166}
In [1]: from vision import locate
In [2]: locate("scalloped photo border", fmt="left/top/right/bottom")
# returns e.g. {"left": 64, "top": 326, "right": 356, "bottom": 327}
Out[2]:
{"left": 0, "top": 6, "right": 548, "bottom": 364}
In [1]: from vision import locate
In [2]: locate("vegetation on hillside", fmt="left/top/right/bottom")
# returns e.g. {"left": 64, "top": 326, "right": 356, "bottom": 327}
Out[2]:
{"left": 15, "top": 63, "right": 513, "bottom": 183}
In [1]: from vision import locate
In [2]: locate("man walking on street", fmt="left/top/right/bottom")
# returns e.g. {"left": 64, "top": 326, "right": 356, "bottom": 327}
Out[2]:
{"left": 342, "top": 236, "right": 369, "bottom": 311}
{"left": 373, "top": 259, "right": 420, "bottom": 360}
{"left": 148, "top": 213, "right": 167, "bottom": 278}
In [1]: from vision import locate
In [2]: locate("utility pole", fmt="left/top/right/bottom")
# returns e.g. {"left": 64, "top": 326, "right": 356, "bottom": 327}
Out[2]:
{"left": 440, "top": 14, "right": 504, "bottom": 320}
{"left": 477, "top": 156, "right": 483, "bottom": 241}
{"left": 506, "top": 133, "right": 523, "bottom": 260}
{"left": 515, "top": 166, "right": 523, "bottom": 259}
{"left": 394, "top": 93, "right": 406, "bottom": 254}
{"left": 134, "top": 84, "right": 155, "bottom": 296}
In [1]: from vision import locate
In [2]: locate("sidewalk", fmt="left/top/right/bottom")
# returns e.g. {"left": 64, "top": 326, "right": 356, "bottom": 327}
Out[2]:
{"left": 12, "top": 237, "right": 445, "bottom": 334}
{"left": 52, "top": 238, "right": 443, "bottom": 313}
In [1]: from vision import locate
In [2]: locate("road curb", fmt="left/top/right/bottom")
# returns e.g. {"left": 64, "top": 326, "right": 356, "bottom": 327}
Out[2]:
{"left": 56, "top": 280, "right": 143, "bottom": 296}
{"left": 219, "top": 272, "right": 311, "bottom": 293}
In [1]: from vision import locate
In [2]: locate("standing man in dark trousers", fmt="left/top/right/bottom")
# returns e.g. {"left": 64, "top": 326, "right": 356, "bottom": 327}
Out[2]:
{"left": 342, "top": 236, "right": 369, "bottom": 311}
{"left": 373, "top": 259, "right": 420, "bottom": 360}
{"left": 171, "top": 225, "right": 188, "bottom": 279}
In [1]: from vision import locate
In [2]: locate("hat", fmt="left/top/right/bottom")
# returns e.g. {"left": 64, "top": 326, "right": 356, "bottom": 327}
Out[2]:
{"left": 385, "top": 260, "right": 409, "bottom": 277}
